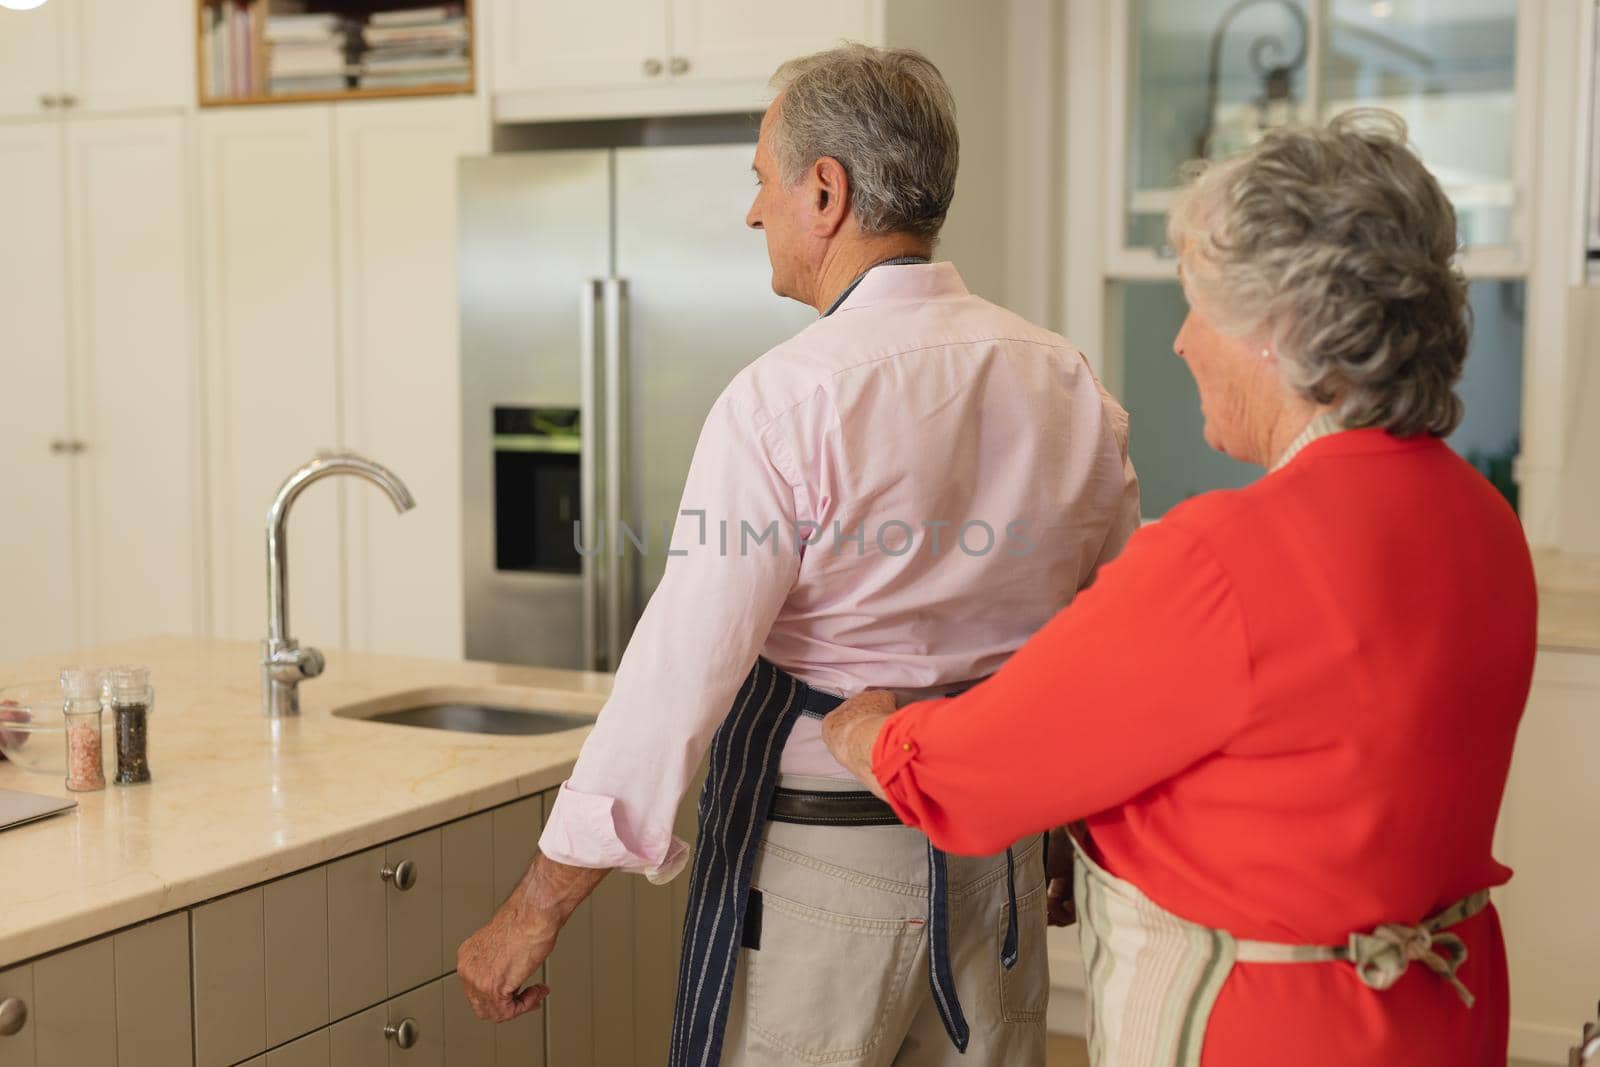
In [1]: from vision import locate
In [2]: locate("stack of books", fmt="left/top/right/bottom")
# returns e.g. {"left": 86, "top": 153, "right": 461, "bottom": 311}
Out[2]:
{"left": 203, "top": 2, "right": 262, "bottom": 99}
{"left": 357, "top": 5, "right": 471, "bottom": 90}
{"left": 266, "top": 12, "right": 352, "bottom": 96}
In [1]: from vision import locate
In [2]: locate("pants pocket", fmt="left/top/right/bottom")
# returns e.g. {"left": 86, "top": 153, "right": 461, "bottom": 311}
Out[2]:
{"left": 747, "top": 891, "right": 923, "bottom": 1064}
{"left": 999, "top": 883, "right": 1051, "bottom": 1022}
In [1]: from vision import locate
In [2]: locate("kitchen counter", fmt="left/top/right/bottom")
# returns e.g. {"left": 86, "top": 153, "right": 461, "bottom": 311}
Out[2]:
{"left": 1535, "top": 549, "right": 1600, "bottom": 654}
{"left": 0, "top": 636, "right": 611, "bottom": 967}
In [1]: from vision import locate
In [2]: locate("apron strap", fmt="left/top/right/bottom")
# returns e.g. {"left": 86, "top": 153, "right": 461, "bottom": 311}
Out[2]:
{"left": 1000, "top": 845, "right": 1020, "bottom": 970}
{"left": 1234, "top": 889, "right": 1491, "bottom": 1008}
{"left": 926, "top": 844, "right": 972, "bottom": 1052}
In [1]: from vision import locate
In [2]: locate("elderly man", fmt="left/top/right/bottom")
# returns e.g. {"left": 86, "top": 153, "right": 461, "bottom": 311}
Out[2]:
{"left": 458, "top": 43, "right": 1139, "bottom": 1066}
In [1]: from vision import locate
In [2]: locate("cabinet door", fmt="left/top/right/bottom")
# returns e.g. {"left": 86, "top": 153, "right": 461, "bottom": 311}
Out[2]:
{"left": 490, "top": 0, "right": 668, "bottom": 93}
{"left": 0, "top": 2, "right": 63, "bottom": 118}
{"left": 32, "top": 938, "right": 116, "bottom": 1066}
{"left": 328, "top": 846, "right": 389, "bottom": 1020}
{"left": 191, "top": 887, "right": 267, "bottom": 1067}
{"left": 199, "top": 105, "right": 345, "bottom": 648}
{"left": 384, "top": 980, "right": 444, "bottom": 1067}
{"left": 60, "top": 0, "right": 192, "bottom": 112}
{"left": 385, "top": 829, "right": 444, "bottom": 996}
{"left": 0, "top": 122, "right": 77, "bottom": 659}
{"left": 64, "top": 113, "right": 202, "bottom": 646}
{"left": 266, "top": 1028, "right": 330, "bottom": 1067}
{"left": 112, "top": 913, "right": 193, "bottom": 1067}
{"left": 492, "top": 797, "right": 545, "bottom": 1067}
{"left": 1500, "top": 649, "right": 1600, "bottom": 1059}
{"left": 438, "top": 974, "right": 495, "bottom": 1066}
{"left": 264, "top": 867, "right": 331, "bottom": 1047}
{"left": 0, "top": 963, "right": 35, "bottom": 1067}
{"left": 328, "top": 1003, "right": 388, "bottom": 1067}
{"left": 333, "top": 98, "right": 485, "bottom": 660}
{"left": 441, "top": 811, "right": 496, "bottom": 967}
{"left": 669, "top": 0, "right": 877, "bottom": 85}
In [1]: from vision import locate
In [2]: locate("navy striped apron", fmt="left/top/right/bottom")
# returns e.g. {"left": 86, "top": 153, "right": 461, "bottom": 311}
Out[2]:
{"left": 670, "top": 255, "right": 1003, "bottom": 1065}
{"left": 669, "top": 658, "right": 1018, "bottom": 1066}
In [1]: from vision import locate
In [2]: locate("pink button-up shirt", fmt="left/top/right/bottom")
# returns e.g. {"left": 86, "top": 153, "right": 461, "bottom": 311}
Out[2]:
{"left": 539, "top": 262, "right": 1139, "bottom": 882}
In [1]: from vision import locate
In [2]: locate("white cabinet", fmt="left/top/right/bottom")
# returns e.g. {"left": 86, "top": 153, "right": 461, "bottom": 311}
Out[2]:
{"left": 65, "top": 114, "right": 203, "bottom": 646}
{"left": 0, "top": 114, "right": 199, "bottom": 660}
{"left": 670, "top": 0, "right": 875, "bottom": 85}
{"left": 1499, "top": 649, "right": 1600, "bottom": 1064}
{"left": 0, "top": 3, "right": 64, "bottom": 118}
{"left": 201, "top": 99, "right": 481, "bottom": 658}
{"left": 0, "top": 122, "right": 76, "bottom": 660}
{"left": 488, "top": 0, "right": 881, "bottom": 120}
{"left": 335, "top": 98, "right": 484, "bottom": 660}
{"left": 0, "top": 0, "right": 191, "bottom": 119}
{"left": 199, "top": 105, "right": 345, "bottom": 648}
{"left": 491, "top": 0, "right": 669, "bottom": 94}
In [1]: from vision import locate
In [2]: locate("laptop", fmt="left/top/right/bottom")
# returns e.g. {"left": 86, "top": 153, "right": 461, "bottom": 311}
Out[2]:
{"left": 0, "top": 788, "right": 77, "bottom": 833}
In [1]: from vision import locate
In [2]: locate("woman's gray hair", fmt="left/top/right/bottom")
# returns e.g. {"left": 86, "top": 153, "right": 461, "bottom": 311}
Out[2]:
{"left": 769, "top": 43, "right": 959, "bottom": 242}
{"left": 1168, "top": 109, "right": 1470, "bottom": 437}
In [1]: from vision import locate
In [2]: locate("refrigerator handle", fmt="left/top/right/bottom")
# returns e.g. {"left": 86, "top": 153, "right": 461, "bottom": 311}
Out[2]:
{"left": 602, "top": 277, "right": 632, "bottom": 672}
{"left": 579, "top": 278, "right": 604, "bottom": 672}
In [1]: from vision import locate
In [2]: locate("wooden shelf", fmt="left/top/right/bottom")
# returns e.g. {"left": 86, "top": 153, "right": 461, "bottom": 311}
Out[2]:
{"left": 199, "top": 81, "right": 473, "bottom": 108}
{"left": 195, "top": 0, "right": 476, "bottom": 109}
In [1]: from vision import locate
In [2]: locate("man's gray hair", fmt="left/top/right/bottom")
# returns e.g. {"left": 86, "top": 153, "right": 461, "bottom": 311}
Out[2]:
{"left": 1168, "top": 109, "right": 1470, "bottom": 437}
{"left": 769, "top": 43, "right": 958, "bottom": 242}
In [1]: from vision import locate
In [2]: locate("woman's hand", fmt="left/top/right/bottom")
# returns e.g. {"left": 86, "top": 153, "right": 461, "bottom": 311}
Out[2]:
{"left": 820, "top": 690, "right": 898, "bottom": 800}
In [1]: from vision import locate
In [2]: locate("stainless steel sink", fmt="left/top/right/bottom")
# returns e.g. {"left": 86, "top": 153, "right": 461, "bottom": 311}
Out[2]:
{"left": 361, "top": 702, "right": 590, "bottom": 736}
{"left": 332, "top": 687, "right": 598, "bottom": 736}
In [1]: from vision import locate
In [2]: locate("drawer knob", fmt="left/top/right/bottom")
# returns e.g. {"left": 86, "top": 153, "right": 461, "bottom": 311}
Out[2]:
{"left": 670, "top": 56, "right": 690, "bottom": 75}
{"left": 381, "top": 858, "right": 417, "bottom": 891}
{"left": 642, "top": 57, "right": 663, "bottom": 77}
{"left": 384, "top": 1017, "right": 418, "bottom": 1049}
{"left": 0, "top": 997, "right": 26, "bottom": 1037}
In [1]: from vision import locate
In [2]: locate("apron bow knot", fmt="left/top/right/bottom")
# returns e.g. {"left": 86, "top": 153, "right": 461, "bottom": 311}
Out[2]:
{"left": 1345, "top": 923, "right": 1475, "bottom": 1008}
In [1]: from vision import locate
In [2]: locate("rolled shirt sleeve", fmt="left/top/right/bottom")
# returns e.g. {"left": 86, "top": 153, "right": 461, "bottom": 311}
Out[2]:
{"left": 870, "top": 515, "right": 1253, "bottom": 857}
{"left": 539, "top": 387, "right": 803, "bottom": 882}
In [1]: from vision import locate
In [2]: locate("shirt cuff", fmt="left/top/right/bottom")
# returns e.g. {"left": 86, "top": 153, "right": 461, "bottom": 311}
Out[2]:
{"left": 538, "top": 782, "right": 691, "bottom": 885}
{"left": 871, "top": 698, "right": 943, "bottom": 830}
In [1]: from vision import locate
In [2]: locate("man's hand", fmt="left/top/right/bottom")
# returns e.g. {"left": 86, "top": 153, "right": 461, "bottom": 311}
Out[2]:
{"left": 1045, "top": 825, "right": 1076, "bottom": 927}
{"left": 820, "top": 690, "right": 897, "bottom": 799}
{"left": 457, "top": 853, "right": 609, "bottom": 1022}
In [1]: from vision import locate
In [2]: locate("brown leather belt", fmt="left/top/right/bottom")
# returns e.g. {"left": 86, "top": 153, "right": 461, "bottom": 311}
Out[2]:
{"left": 767, "top": 787, "right": 901, "bottom": 827}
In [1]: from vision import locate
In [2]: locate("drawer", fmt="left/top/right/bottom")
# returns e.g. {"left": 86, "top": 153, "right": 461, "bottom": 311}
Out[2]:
{"left": 491, "top": 795, "right": 545, "bottom": 1067}
{"left": 113, "top": 913, "right": 194, "bottom": 1067}
{"left": 265, "top": 1027, "right": 329, "bottom": 1067}
{"left": 0, "top": 913, "right": 189, "bottom": 1067}
{"left": 194, "top": 804, "right": 511, "bottom": 1064}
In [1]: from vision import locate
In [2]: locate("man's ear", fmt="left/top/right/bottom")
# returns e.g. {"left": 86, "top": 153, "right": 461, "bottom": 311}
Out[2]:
{"left": 809, "top": 156, "right": 851, "bottom": 238}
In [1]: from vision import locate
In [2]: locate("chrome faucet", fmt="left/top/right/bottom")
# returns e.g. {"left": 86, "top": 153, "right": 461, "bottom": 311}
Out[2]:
{"left": 263, "top": 453, "right": 415, "bottom": 717}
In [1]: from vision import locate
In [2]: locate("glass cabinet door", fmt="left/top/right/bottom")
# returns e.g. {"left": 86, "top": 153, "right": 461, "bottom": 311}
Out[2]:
{"left": 1322, "top": 0, "right": 1520, "bottom": 248}
{"left": 1124, "top": 0, "right": 1520, "bottom": 253}
{"left": 1115, "top": 0, "right": 1526, "bottom": 517}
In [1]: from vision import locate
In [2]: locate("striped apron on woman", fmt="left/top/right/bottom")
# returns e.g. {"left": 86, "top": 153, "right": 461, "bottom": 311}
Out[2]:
{"left": 669, "top": 658, "right": 1014, "bottom": 1067}
{"left": 1069, "top": 824, "right": 1489, "bottom": 1067}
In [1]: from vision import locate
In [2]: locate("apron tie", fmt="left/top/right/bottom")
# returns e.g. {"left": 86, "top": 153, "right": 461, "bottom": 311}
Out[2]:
{"left": 1343, "top": 923, "right": 1474, "bottom": 1007}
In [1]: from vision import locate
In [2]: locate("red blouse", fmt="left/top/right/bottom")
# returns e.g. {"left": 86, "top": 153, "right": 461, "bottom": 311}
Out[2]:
{"left": 873, "top": 429, "right": 1537, "bottom": 1066}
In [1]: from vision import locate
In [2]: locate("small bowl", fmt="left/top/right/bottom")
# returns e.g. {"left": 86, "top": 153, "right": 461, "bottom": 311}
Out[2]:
{"left": 0, "top": 681, "right": 102, "bottom": 776}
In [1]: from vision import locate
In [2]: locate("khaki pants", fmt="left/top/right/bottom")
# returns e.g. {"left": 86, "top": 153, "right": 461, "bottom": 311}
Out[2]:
{"left": 721, "top": 776, "right": 1049, "bottom": 1066}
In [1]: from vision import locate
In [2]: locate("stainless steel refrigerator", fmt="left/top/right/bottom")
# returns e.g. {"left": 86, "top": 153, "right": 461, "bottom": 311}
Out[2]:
{"left": 459, "top": 145, "right": 815, "bottom": 671}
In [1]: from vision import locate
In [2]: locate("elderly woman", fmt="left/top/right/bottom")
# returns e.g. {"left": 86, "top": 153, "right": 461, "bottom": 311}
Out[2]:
{"left": 822, "top": 110, "right": 1537, "bottom": 1066}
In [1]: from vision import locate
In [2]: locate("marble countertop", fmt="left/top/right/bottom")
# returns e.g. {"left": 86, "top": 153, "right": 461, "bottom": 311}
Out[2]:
{"left": 1535, "top": 550, "right": 1600, "bottom": 654}
{"left": 0, "top": 636, "right": 612, "bottom": 967}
